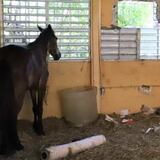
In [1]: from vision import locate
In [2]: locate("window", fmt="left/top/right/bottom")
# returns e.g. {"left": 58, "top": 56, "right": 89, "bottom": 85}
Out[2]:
{"left": 2, "top": 0, "right": 90, "bottom": 59}
{"left": 101, "top": 28, "right": 138, "bottom": 60}
{"left": 118, "top": 1, "right": 157, "bottom": 28}
{"left": 101, "top": 0, "right": 160, "bottom": 60}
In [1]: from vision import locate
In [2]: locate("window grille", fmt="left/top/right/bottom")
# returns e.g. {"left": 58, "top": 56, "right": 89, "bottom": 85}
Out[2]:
{"left": 2, "top": 0, "right": 90, "bottom": 59}
{"left": 101, "top": 28, "right": 160, "bottom": 60}
{"left": 140, "top": 28, "right": 160, "bottom": 59}
{"left": 101, "top": 28, "right": 138, "bottom": 60}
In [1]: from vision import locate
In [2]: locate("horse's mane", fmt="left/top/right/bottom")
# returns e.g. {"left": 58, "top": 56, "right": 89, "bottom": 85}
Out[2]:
{"left": 28, "top": 27, "right": 51, "bottom": 48}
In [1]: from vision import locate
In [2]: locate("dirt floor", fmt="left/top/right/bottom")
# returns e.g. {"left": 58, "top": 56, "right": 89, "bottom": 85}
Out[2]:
{"left": 1, "top": 112, "right": 160, "bottom": 160}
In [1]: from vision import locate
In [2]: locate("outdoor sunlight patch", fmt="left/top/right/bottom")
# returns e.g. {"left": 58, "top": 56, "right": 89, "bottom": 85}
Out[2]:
{"left": 118, "top": 1, "right": 156, "bottom": 28}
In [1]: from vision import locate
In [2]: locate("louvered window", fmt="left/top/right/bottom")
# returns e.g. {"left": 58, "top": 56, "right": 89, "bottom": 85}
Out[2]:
{"left": 140, "top": 28, "right": 160, "bottom": 59}
{"left": 2, "top": 0, "right": 90, "bottom": 59}
{"left": 101, "top": 29, "right": 138, "bottom": 60}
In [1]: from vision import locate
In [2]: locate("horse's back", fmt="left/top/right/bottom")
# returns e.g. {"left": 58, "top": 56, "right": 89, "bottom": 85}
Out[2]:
{"left": 0, "top": 45, "right": 31, "bottom": 65}
{"left": 0, "top": 45, "right": 31, "bottom": 109}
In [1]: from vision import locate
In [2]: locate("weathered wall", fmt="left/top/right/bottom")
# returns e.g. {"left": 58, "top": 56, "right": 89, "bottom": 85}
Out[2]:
{"left": 101, "top": 0, "right": 116, "bottom": 27}
{"left": 101, "top": 61, "right": 160, "bottom": 114}
{"left": 100, "top": 0, "right": 160, "bottom": 114}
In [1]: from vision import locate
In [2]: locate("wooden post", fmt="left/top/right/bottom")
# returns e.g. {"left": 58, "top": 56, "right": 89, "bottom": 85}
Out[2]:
{"left": 90, "top": 0, "right": 101, "bottom": 113}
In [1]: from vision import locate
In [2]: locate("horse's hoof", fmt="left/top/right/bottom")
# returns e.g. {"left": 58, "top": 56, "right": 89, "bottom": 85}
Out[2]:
{"left": 34, "top": 128, "right": 45, "bottom": 136}
{"left": 36, "top": 129, "right": 45, "bottom": 136}
{"left": 33, "top": 124, "right": 45, "bottom": 135}
{"left": 15, "top": 143, "right": 24, "bottom": 151}
{"left": 0, "top": 149, "right": 16, "bottom": 156}
{"left": 0, "top": 146, "right": 16, "bottom": 155}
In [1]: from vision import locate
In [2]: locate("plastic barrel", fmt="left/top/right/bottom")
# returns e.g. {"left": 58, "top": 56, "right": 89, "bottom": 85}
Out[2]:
{"left": 59, "top": 86, "right": 98, "bottom": 127}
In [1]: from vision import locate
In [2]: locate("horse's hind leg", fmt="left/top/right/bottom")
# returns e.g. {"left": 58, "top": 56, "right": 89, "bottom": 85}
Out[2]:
{"left": 0, "top": 127, "right": 12, "bottom": 154}
{"left": 13, "top": 82, "right": 28, "bottom": 151}
{"left": 0, "top": 61, "right": 23, "bottom": 154}
{"left": 9, "top": 113, "right": 24, "bottom": 151}
{"left": 0, "top": 111, "right": 23, "bottom": 154}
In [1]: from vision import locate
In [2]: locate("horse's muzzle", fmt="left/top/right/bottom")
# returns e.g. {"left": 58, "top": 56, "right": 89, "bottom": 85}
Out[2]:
{"left": 53, "top": 52, "right": 61, "bottom": 60}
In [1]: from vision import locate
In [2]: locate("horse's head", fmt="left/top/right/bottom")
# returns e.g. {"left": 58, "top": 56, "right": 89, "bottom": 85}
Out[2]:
{"left": 38, "top": 24, "right": 61, "bottom": 61}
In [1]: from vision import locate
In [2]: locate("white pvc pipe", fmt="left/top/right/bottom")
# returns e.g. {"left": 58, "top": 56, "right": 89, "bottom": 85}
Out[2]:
{"left": 41, "top": 135, "right": 106, "bottom": 160}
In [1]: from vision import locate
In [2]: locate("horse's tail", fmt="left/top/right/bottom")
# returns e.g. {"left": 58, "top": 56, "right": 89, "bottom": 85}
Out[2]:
{"left": 0, "top": 60, "right": 17, "bottom": 154}
{"left": 0, "top": 60, "right": 14, "bottom": 110}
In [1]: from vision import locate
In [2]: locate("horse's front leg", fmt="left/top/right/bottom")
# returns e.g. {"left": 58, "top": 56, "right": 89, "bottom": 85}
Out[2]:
{"left": 30, "top": 87, "right": 46, "bottom": 135}
{"left": 36, "top": 86, "right": 46, "bottom": 135}
{"left": 30, "top": 89, "right": 38, "bottom": 132}
{"left": 32, "top": 70, "right": 48, "bottom": 135}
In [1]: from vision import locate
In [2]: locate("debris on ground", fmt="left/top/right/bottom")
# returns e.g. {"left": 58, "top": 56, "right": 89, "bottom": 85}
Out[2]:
{"left": 121, "top": 118, "right": 134, "bottom": 125}
{"left": 140, "top": 104, "right": 155, "bottom": 115}
{"left": 105, "top": 114, "right": 118, "bottom": 124}
{"left": 145, "top": 126, "right": 160, "bottom": 134}
{"left": 120, "top": 109, "right": 129, "bottom": 118}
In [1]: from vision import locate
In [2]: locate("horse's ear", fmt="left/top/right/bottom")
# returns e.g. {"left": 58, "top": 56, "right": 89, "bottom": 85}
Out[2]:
{"left": 37, "top": 25, "right": 44, "bottom": 32}
{"left": 48, "top": 24, "right": 52, "bottom": 30}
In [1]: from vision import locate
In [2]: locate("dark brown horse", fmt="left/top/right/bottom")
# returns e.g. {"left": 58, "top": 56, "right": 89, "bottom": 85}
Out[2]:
{"left": 0, "top": 24, "right": 61, "bottom": 154}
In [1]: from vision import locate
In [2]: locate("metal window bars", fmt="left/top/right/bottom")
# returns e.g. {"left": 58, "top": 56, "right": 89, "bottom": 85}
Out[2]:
{"left": 101, "top": 28, "right": 160, "bottom": 60}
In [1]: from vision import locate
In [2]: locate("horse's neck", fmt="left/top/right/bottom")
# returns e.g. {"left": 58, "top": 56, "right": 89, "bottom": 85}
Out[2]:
{"left": 28, "top": 38, "right": 48, "bottom": 59}
{"left": 29, "top": 30, "right": 49, "bottom": 49}
{"left": 35, "top": 34, "right": 49, "bottom": 46}
{"left": 27, "top": 31, "right": 50, "bottom": 61}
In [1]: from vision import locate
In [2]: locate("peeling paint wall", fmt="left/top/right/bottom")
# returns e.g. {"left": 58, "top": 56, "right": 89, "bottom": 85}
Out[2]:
{"left": 101, "top": 61, "right": 160, "bottom": 114}
{"left": 101, "top": 0, "right": 117, "bottom": 27}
